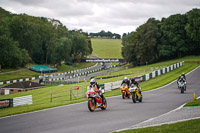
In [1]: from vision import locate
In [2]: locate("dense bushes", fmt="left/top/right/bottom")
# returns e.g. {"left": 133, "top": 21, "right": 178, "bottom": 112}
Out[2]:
{"left": 122, "top": 8, "right": 200, "bottom": 66}
{"left": 0, "top": 7, "right": 92, "bottom": 68}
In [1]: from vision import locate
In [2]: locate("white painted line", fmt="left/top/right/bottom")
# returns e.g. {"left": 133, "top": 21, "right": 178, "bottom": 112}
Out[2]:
{"left": 115, "top": 116, "right": 200, "bottom": 132}
{"left": 0, "top": 101, "right": 87, "bottom": 120}
{"left": 113, "top": 102, "right": 187, "bottom": 132}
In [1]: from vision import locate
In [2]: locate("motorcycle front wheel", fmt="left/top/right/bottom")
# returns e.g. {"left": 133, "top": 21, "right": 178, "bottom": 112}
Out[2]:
{"left": 122, "top": 92, "right": 126, "bottom": 99}
{"left": 88, "top": 99, "right": 96, "bottom": 112}
{"left": 101, "top": 98, "right": 107, "bottom": 110}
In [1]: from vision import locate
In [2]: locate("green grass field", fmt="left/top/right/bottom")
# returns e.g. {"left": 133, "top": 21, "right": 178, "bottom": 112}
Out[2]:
{"left": 0, "top": 56, "right": 199, "bottom": 117}
{"left": 115, "top": 118, "right": 200, "bottom": 133}
{"left": 91, "top": 38, "right": 122, "bottom": 58}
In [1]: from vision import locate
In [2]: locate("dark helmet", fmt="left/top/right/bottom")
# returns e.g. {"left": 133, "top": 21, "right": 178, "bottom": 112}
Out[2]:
{"left": 90, "top": 78, "right": 96, "bottom": 85}
{"left": 131, "top": 77, "right": 135, "bottom": 82}
{"left": 180, "top": 76, "right": 184, "bottom": 79}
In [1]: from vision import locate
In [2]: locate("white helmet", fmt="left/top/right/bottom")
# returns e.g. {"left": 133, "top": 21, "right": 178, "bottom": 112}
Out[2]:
{"left": 90, "top": 78, "right": 96, "bottom": 85}
{"left": 124, "top": 77, "right": 128, "bottom": 80}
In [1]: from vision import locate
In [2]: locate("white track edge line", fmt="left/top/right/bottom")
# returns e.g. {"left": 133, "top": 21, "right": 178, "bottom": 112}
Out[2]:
{"left": 115, "top": 116, "right": 200, "bottom": 132}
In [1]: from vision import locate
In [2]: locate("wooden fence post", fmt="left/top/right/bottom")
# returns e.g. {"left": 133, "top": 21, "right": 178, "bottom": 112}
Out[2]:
{"left": 70, "top": 88, "right": 72, "bottom": 100}
{"left": 50, "top": 91, "right": 52, "bottom": 103}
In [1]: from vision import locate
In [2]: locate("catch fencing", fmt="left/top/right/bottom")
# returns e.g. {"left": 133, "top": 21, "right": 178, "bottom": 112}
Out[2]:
{"left": 50, "top": 85, "right": 86, "bottom": 102}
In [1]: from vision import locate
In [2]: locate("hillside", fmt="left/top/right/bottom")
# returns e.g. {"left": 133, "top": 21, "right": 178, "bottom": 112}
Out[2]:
{"left": 91, "top": 38, "right": 122, "bottom": 58}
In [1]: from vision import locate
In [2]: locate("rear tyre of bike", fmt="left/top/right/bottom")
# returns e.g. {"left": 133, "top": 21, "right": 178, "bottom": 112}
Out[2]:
{"left": 88, "top": 100, "right": 96, "bottom": 112}
{"left": 122, "top": 92, "right": 126, "bottom": 99}
{"left": 139, "top": 95, "right": 142, "bottom": 102}
{"left": 132, "top": 93, "right": 136, "bottom": 103}
{"left": 101, "top": 98, "right": 107, "bottom": 110}
{"left": 181, "top": 87, "right": 184, "bottom": 93}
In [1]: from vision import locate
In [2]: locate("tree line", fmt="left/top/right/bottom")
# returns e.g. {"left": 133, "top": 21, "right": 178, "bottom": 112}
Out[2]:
{"left": 122, "top": 8, "right": 200, "bottom": 66}
{"left": 89, "top": 30, "right": 121, "bottom": 39}
{"left": 0, "top": 7, "right": 92, "bottom": 68}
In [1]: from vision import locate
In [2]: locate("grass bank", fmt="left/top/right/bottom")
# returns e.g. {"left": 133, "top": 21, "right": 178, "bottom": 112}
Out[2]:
{"left": 184, "top": 98, "right": 200, "bottom": 107}
{"left": 114, "top": 118, "right": 200, "bottom": 133}
{"left": 91, "top": 38, "right": 122, "bottom": 58}
{"left": 0, "top": 56, "right": 199, "bottom": 117}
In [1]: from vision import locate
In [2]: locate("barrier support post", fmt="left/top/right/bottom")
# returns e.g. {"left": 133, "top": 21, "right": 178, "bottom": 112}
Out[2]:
{"left": 50, "top": 91, "right": 52, "bottom": 103}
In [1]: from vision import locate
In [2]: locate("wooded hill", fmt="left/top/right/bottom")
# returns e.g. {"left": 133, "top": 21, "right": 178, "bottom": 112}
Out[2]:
{"left": 0, "top": 7, "right": 92, "bottom": 68}
{"left": 122, "top": 8, "right": 200, "bottom": 66}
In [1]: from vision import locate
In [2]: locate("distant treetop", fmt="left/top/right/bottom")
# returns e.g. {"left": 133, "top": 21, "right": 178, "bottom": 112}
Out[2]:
{"left": 89, "top": 30, "right": 121, "bottom": 39}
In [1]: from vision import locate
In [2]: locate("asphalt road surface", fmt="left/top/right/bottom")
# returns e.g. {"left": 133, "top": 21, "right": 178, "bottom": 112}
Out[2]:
{"left": 1, "top": 66, "right": 200, "bottom": 133}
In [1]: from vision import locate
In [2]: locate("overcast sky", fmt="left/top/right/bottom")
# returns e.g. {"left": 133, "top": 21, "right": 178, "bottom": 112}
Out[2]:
{"left": 1, "top": 0, "right": 200, "bottom": 35}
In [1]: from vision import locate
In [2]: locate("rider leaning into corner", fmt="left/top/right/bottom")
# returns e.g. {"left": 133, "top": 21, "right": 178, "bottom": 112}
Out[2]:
{"left": 130, "top": 77, "right": 142, "bottom": 95}
{"left": 121, "top": 77, "right": 130, "bottom": 87}
{"left": 177, "top": 73, "right": 187, "bottom": 90}
{"left": 89, "top": 78, "right": 104, "bottom": 102}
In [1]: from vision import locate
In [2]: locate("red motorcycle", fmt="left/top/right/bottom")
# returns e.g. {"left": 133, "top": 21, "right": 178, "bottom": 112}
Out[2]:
{"left": 85, "top": 85, "right": 107, "bottom": 112}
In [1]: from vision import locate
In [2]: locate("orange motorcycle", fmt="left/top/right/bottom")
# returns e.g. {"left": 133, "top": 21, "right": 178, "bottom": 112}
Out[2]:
{"left": 120, "top": 83, "right": 130, "bottom": 99}
{"left": 85, "top": 85, "right": 107, "bottom": 112}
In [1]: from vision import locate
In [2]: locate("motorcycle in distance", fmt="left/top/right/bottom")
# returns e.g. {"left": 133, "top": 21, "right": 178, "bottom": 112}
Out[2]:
{"left": 178, "top": 80, "right": 186, "bottom": 93}
{"left": 120, "top": 83, "right": 130, "bottom": 99}
{"left": 129, "top": 84, "right": 142, "bottom": 103}
{"left": 85, "top": 85, "right": 107, "bottom": 112}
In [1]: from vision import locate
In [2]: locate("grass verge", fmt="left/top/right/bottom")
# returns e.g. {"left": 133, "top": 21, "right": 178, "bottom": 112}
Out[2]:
{"left": 184, "top": 98, "right": 200, "bottom": 107}
{"left": 114, "top": 118, "right": 200, "bottom": 133}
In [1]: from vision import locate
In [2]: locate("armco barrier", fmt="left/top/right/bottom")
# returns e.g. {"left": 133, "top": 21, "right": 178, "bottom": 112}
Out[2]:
{"left": 0, "top": 99, "right": 13, "bottom": 109}
{"left": 0, "top": 95, "right": 32, "bottom": 108}
{"left": 13, "top": 95, "right": 32, "bottom": 107}
{"left": 103, "top": 61, "right": 184, "bottom": 91}
{"left": 0, "top": 63, "right": 99, "bottom": 85}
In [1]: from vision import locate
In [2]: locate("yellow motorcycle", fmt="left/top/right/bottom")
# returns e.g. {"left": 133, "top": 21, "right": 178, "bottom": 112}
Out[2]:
{"left": 129, "top": 84, "right": 142, "bottom": 103}
{"left": 120, "top": 83, "right": 130, "bottom": 99}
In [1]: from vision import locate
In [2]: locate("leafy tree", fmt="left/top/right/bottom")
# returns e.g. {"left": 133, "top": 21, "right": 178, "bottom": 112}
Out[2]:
{"left": 71, "top": 31, "right": 89, "bottom": 59}
{"left": 0, "top": 16, "right": 31, "bottom": 68}
{"left": 89, "top": 30, "right": 121, "bottom": 39}
{"left": 159, "top": 14, "right": 189, "bottom": 59}
{"left": 185, "top": 8, "right": 200, "bottom": 54}
{"left": 51, "top": 37, "right": 72, "bottom": 65}
{"left": 122, "top": 18, "right": 161, "bottom": 65}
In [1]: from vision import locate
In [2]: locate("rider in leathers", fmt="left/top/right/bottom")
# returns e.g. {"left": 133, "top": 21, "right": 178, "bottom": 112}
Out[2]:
{"left": 90, "top": 78, "right": 104, "bottom": 104}
{"left": 130, "top": 78, "right": 142, "bottom": 95}
{"left": 177, "top": 75, "right": 186, "bottom": 90}
{"left": 121, "top": 77, "right": 130, "bottom": 87}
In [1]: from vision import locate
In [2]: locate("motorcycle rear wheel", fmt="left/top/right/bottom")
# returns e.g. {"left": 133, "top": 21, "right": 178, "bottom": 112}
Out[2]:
{"left": 88, "top": 100, "right": 96, "bottom": 112}
{"left": 139, "top": 95, "right": 142, "bottom": 102}
{"left": 132, "top": 93, "right": 136, "bottom": 103}
{"left": 181, "top": 87, "right": 184, "bottom": 93}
